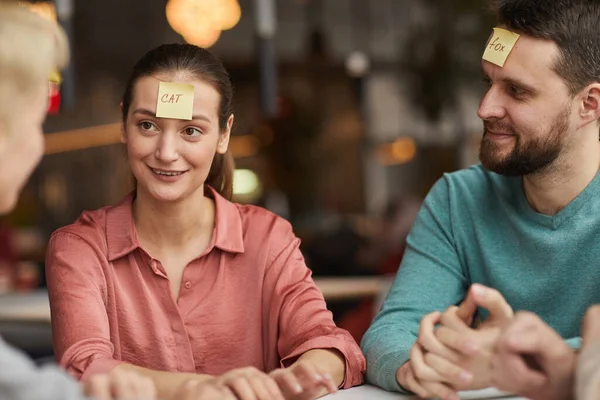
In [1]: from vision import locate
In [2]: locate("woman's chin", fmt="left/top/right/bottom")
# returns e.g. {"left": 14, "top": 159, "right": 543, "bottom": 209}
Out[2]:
{"left": 144, "top": 187, "right": 187, "bottom": 203}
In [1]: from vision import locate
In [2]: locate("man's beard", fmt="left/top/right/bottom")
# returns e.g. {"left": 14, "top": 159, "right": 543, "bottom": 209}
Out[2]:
{"left": 479, "top": 108, "right": 570, "bottom": 177}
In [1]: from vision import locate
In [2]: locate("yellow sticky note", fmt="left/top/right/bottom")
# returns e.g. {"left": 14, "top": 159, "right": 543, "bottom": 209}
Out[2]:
{"left": 482, "top": 27, "right": 520, "bottom": 67}
{"left": 156, "top": 82, "right": 195, "bottom": 120}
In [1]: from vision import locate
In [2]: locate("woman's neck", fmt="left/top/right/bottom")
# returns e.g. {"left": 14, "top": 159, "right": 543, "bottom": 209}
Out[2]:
{"left": 132, "top": 186, "right": 215, "bottom": 250}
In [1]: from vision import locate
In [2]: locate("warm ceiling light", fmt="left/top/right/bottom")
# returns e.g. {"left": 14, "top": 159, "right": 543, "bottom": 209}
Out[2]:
{"left": 376, "top": 137, "right": 417, "bottom": 166}
{"left": 233, "top": 169, "right": 261, "bottom": 196}
{"left": 391, "top": 137, "right": 417, "bottom": 163}
{"left": 209, "top": 0, "right": 242, "bottom": 30}
{"left": 183, "top": 26, "right": 222, "bottom": 49}
{"left": 166, "top": 0, "right": 192, "bottom": 36}
{"left": 166, "top": 0, "right": 241, "bottom": 48}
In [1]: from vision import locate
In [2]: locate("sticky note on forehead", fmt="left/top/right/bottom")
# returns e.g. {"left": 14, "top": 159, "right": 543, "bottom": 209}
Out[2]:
{"left": 156, "top": 82, "right": 195, "bottom": 120}
{"left": 482, "top": 27, "right": 520, "bottom": 67}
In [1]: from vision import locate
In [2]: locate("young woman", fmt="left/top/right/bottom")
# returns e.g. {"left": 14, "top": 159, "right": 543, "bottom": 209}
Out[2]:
{"left": 46, "top": 43, "right": 365, "bottom": 400}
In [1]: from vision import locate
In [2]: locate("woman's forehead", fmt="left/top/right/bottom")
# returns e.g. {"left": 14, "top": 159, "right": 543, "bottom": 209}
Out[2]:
{"left": 131, "top": 75, "right": 221, "bottom": 117}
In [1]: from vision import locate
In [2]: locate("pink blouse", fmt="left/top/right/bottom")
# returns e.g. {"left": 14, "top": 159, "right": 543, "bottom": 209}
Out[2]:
{"left": 46, "top": 188, "right": 365, "bottom": 388}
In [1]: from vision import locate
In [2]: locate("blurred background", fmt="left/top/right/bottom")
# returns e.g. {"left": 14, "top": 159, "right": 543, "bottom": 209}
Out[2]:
{"left": 0, "top": 0, "right": 493, "bottom": 360}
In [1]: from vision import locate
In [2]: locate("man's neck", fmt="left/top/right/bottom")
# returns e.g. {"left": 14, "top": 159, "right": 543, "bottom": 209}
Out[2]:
{"left": 523, "top": 135, "right": 600, "bottom": 216}
{"left": 132, "top": 186, "right": 215, "bottom": 250}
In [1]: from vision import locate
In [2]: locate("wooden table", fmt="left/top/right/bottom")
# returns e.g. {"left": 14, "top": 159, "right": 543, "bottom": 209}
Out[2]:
{"left": 323, "top": 385, "right": 524, "bottom": 399}
{"left": 314, "top": 276, "right": 389, "bottom": 301}
{"left": 0, "top": 290, "right": 53, "bottom": 356}
{"left": 0, "top": 290, "right": 51, "bottom": 323}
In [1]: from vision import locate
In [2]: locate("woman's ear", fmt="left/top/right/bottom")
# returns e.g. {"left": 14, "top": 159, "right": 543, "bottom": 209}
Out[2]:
{"left": 216, "top": 114, "right": 234, "bottom": 154}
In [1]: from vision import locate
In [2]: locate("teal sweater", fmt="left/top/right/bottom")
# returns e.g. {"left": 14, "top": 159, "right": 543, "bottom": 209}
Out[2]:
{"left": 361, "top": 164, "right": 600, "bottom": 392}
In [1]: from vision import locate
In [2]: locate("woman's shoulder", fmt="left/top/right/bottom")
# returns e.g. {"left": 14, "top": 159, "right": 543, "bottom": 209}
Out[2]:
{"left": 49, "top": 194, "right": 133, "bottom": 249}
{"left": 234, "top": 203, "right": 293, "bottom": 236}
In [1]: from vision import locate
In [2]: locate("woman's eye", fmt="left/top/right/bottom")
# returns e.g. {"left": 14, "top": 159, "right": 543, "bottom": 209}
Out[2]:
{"left": 138, "top": 121, "right": 158, "bottom": 131}
{"left": 184, "top": 127, "right": 202, "bottom": 137}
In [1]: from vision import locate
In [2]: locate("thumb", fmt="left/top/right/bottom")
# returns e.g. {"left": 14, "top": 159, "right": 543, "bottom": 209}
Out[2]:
{"left": 455, "top": 288, "right": 478, "bottom": 324}
{"left": 470, "top": 284, "right": 513, "bottom": 325}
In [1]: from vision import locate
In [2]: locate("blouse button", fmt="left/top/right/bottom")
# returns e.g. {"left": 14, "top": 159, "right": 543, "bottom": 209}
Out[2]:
{"left": 184, "top": 281, "right": 192, "bottom": 289}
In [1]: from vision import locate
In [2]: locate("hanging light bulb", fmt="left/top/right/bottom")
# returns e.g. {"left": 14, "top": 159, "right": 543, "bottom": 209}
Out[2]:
{"left": 166, "top": 0, "right": 193, "bottom": 36}
{"left": 166, "top": 0, "right": 241, "bottom": 48}
{"left": 184, "top": 24, "right": 222, "bottom": 48}
{"left": 210, "top": 0, "right": 241, "bottom": 31}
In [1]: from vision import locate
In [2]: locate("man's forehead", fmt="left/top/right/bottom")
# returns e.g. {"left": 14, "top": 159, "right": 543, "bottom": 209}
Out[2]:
{"left": 483, "top": 33, "right": 561, "bottom": 83}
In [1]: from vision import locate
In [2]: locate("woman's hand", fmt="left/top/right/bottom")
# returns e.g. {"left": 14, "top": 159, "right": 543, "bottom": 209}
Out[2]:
{"left": 171, "top": 379, "right": 238, "bottom": 400}
{"left": 82, "top": 369, "right": 156, "bottom": 400}
{"left": 215, "top": 367, "right": 284, "bottom": 400}
{"left": 270, "top": 359, "right": 339, "bottom": 400}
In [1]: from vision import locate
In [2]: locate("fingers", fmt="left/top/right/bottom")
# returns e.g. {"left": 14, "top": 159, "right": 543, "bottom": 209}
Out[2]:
{"left": 499, "top": 312, "right": 570, "bottom": 365}
{"left": 130, "top": 374, "right": 156, "bottom": 399}
{"left": 263, "top": 373, "right": 288, "bottom": 399}
{"left": 303, "top": 362, "right": 337, "bottom": 394}
{"left": 469, "top": 284, "right": 513, "bottom": 324}
{"left": 248, "top": 376, "right": 279, "bottom": 400}
{"left": 420, "top": 381, "right": 460, "bottom": 400}
{"left": 491, "top": 349, "right": 547, "bottom": 397}
{"left": 424, "top": 352, "right": 473, "bottom": 389}
{"left": 228, "top": 378, "right": 258, "bottom": 400}
{"left": 418, "top": 311, "right": 459, "bottom": 362}
{"left": 399, "top": 359, "right": 458, "bottom": 400}
{"left": 272, "top": 369, "right": 303, "bottom": 396}
{"left": 439, "top": 307, "right": 470, "bottom": 334}
{"left": 492, "top": 311, "right": 576, "bottom": 400}
{"left": 174, "top": 380, "right": 238, "bottom": 400}
{"left": 402, "top": 363, "right": 431, "bottom": 399}
{"left": 109, "top": 372, "right": 133, "bottom": 399}
{"left": 455, "top": 289, "right": 478, "bottom": 324}
{"left": 218, "top": 367, "right": 283, "bottom": 400}
{"left": 82, "top": 374, "right": 111, "bottom": 400}
{"left": 105, "top": 369, "right": 156, "bottom": 400}
{"left": 435, "top": 325, "right": 479, "bottom": 357}
{"left": 281, "top": 360, "right": 338, "bottom": 398}
{"left": 174, "top": 380, "right": 202, "bottom": 400}
{"left": 410, "top": 342, "right": 446, "bottom": 383}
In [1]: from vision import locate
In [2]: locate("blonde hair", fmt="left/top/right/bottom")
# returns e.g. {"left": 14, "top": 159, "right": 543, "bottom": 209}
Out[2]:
{"left": 0, "top": 1, "right": 69, "bottom": 132}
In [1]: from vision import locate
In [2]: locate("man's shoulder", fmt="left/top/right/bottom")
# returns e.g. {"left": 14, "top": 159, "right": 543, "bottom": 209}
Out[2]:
{"left": 439, "top": 164, "right": 514, "bottom": 199}
{"left": 424, "top": 164, "right": 518, "bottom": 217}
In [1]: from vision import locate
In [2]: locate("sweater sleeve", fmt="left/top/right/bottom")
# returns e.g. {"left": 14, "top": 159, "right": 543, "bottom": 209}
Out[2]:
{"left": 361, "top": 177, "right": 470, "bottom": 393}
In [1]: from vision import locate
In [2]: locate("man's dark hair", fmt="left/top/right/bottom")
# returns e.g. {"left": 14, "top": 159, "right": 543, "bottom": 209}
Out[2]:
{"left": 493, "top": 0, "right": 600, "bottom": 95}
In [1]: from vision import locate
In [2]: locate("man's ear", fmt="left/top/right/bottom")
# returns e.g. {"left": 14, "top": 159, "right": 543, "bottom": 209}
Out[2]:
{"left": 578, "top": 83, "right": 600, "bottom": 129}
